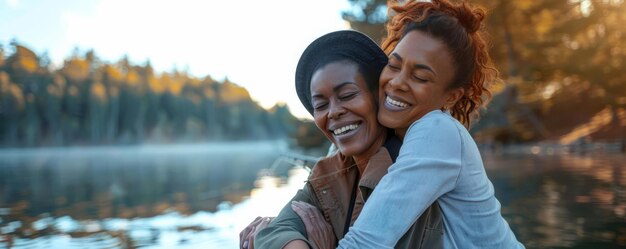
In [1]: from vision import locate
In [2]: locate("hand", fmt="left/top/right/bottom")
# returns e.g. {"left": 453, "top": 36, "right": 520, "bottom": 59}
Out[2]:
{"left": 239, "top": 216, "right": 274, "bottom": 249}
{"left": 291, "top": 201, "right": 336, "bottom": 249}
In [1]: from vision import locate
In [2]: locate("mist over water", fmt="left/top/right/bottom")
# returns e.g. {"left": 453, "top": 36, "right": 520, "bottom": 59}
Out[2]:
{"left": 0, "top": 141, "right": 295, "bottom": 248}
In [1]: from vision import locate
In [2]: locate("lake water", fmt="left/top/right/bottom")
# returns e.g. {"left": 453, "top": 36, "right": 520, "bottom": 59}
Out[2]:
{"left": 0, "top": 142, "right": 625, "bottom": 249}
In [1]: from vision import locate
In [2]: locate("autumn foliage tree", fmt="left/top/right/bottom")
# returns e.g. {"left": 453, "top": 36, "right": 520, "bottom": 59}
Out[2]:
{"left": 344, "top": 0, "right": 626, "bottom": 143}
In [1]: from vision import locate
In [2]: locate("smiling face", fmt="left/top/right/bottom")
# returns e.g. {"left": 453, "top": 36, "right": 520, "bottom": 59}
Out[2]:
{"left": 378, "top": 30, "right": 463, "bottom": 138}
{"left": 310, "top": 61, "right": 384, "bottom": 159}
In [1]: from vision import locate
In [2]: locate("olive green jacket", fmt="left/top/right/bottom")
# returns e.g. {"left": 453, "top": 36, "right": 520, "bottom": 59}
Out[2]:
{"left": 255, "top": 147, "right": 443, "bottom": 249}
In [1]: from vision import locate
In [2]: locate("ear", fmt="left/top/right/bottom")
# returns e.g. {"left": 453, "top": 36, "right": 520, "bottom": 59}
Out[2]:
{"left": 446, "top": 88, "right": 464, "bottom": 106}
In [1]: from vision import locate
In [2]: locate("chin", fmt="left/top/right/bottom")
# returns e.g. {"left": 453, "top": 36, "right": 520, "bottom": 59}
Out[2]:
{"left": 378, "top": 111, "right": 400, "bottom": 129}
{"left": 337, "top": 145, "right": 356, "bottom": 157}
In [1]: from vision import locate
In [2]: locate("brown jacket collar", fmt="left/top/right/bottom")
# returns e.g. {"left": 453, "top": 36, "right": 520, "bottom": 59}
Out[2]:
{"left": 306, "top": 147, "right": 394, "bottom": 240}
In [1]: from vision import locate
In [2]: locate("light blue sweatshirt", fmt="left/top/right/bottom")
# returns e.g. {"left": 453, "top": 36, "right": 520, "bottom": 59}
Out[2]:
{"left": 338, "top": 110, "right": 524, "bottom": 249}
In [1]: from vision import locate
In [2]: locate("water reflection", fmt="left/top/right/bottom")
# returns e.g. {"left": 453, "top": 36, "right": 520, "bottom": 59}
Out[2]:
{"left": 0, "top": 166, "right": 309, "bottom": 248}
{"left": 0, "top": 141, "right": 303, "bottom": 248}
{"left": 1, "top": 144, "right": 625, "bottom": 248}
{"left": 483, "top": 152, "right": 626, "bottom": 248}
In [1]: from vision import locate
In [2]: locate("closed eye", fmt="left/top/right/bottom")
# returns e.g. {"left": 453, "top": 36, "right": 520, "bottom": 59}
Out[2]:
{"left": 387, "top": 63, "right": 400, "bottom": 71}
{"left": 313, "top": 102, "right": 328, "bottom": 111}
{"left": 339, "top": 92, "right": 357, "bottom": 101}
{"left": 412, "top": 75, "right": 427, "bottom": 82}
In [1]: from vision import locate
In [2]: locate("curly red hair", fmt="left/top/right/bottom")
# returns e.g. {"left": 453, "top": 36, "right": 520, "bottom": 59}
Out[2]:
{"left": 382, "top": 0, "right": 499, "bottom": 128}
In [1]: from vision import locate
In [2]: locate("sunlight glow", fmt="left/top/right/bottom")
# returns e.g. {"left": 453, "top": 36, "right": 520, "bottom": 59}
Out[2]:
{"left": 0, "top": 0, "right": 352, "bottom": 119}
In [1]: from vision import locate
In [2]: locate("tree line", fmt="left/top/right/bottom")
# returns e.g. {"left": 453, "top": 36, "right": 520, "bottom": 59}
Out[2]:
{"left": 0, "top": 44, "right": 300, "bottom": 147}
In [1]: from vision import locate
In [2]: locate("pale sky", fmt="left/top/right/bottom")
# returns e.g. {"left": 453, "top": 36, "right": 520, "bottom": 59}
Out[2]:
{"left": 0, "top": 0, "right": 354, "bottom": 119}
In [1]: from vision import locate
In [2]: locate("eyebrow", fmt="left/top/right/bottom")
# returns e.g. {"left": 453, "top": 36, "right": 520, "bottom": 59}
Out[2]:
{"left": 333, "top": 82, "right": 356, "bottom": 91}
{"left": 391, "top": 52, "right": 436, "bottom": 75}
{"left": 311, "top": 82, "right": 357, "bottom": 99}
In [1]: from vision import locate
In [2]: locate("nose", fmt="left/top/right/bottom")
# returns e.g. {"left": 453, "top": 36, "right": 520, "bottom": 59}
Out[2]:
{"left": 387, "top": 73, "right": 409, "bottom": 91}
{"left": 328, "top": 101, "right": 346, "bottom": 120}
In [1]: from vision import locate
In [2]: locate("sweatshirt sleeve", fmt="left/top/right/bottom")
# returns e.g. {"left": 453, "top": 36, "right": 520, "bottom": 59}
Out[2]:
{"left": 337, "top": 113, "right": 463, "bottom": 249}
{"left": 255, "top": 182, "right": 317, "bottom": 249}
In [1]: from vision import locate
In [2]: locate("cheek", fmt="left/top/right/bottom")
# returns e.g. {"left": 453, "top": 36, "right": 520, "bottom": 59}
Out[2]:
{"left": 379, "top": 71, "right": 390, "bottom": 90}
{"left": 378, "top": 90, "right": 385, "bottom": 107}
{"left": 429, "top": 89, "right": 448, "bottom": 105}
{"left": 353, "top": 96, "right": 377, "bottom": 117}
{"left": 366, "top": 100, "right": 379, "bottom": 118}
{"left": 409, "top": 85, "right": 430, "bottom": 101}
{"left": 358, "top": 101, "right": 381, "bottom": 131}
{"left": 313, "top": 115, "right": 331, "bottom": 138}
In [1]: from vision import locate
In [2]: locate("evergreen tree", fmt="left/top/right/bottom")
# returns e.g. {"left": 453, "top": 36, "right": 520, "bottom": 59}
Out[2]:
{"left": 0, "top": 44, "right": 302, "bottom": 147}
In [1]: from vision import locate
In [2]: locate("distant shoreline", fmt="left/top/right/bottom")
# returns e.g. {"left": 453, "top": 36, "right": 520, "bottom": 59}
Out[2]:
{"left": 0, "top": 140, "right": 289, "bottom": 157}
{"left": 478, "top": 141, "right": 626, "bottom": 155}
{"left": 2, "top": 140, "right": 623, "bottom": 158}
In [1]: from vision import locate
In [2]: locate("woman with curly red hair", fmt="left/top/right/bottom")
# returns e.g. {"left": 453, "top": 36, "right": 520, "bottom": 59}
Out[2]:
{"left": 332, "top": 0, "right": 525, "bottom": 248}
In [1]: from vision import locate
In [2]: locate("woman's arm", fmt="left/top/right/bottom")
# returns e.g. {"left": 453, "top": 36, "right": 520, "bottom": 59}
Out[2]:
{"left": 283, "top": 240, "right": 312, "bottom": 249}
{"left": 337, "top": 113, "right": 463, "bottom": 249}
{"left": 254, "top": 182, "right": 318, "bottom": 249}
{"left": 240, "top": 217, "right": 274, "bottom": 249}
{"left": 292, "top": 201, "right": 336, "bottom": 249}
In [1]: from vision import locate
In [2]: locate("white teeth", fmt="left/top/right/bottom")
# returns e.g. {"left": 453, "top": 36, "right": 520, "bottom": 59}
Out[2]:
{"left": 333, "top": 124, "right": 360, "bottom": 135}
{"left": 386, "top": 96, "right": 409, "bottom": 107}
